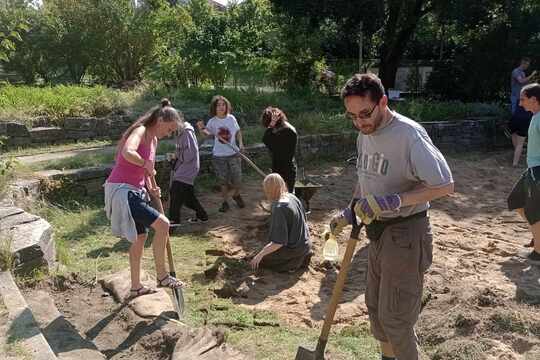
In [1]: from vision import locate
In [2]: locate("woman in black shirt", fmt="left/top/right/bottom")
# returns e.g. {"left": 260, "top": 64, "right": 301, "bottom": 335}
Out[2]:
{"left": 261, "top": 107, "right": 298, "bottom": 192}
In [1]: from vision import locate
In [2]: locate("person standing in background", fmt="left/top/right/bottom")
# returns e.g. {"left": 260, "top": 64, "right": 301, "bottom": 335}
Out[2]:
{"left": 511, "top": 57, "right": 536, "bottom": 114}
{"left": 197, "top": 95, "right": 245, "bottom": 213}
{"left": 261, "top": 107, "right": 298, "bottom": 193}
{"left": 169, "top": 117, "right": 208, "bottom": 227}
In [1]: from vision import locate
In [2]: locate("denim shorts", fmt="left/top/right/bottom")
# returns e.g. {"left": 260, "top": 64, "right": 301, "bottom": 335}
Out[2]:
{"left": 128, "top": 190, "right": 161, "bottom": 235}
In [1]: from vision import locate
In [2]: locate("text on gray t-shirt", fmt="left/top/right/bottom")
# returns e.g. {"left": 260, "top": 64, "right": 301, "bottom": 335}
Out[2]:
{"left": 356, "top": 112, "right": 453, "bottom": 218}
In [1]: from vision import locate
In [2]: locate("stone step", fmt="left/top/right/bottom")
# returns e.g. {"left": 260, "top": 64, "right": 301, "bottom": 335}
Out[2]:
{"left": 29, "top": 127, "right": 64, "bottom": 144}
{"left": 0, "top": 206, "right": 55, "bottom": 274}
{"left": 0, "top": 271, "right": 57, "bottom": 360}
{"left": 25, "top": 290, "right": 106, "bottom": 360}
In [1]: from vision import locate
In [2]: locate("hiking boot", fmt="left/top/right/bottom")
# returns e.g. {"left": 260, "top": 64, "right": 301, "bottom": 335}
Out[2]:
{"left": 232, "top": 194, "right": 245, "bottom": 208}
{"left": 187, "top": 217, "right": 209, "bottom": 224}
{"left": 527, "top": 250, "right": 540, "bottom": 265}
{"left": 219, "top": 201, "right": 230, "bottom": 212}
{"left": 525, "top": 238, "right": 535, "bottom": 248}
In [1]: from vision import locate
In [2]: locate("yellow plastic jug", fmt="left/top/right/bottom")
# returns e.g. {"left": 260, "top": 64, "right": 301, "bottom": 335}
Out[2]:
{"left": 322, "top": 229, "right": 339, "bottom": 262}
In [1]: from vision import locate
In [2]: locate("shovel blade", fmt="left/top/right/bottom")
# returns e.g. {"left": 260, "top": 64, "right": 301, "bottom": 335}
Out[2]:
{"left": 172, "top": 285, "right": 185, "bottom": 319}
{"left": 295, "top": 346, "right": 316, "bottom": 360}
{"left": 295, "top": 345, "right": 325, "bottom": 360}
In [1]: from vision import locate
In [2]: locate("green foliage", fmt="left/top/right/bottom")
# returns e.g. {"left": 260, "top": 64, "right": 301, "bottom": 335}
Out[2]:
{"left": 151, "top": 0, "right": 276, "bottom": 88}
{"left": 0, "top": 84, "right": 136, "bottom": 122}
{"left": 89, "top": 0, "right": 160, "bottom": 83}
{"left": 0, "top": 0, "right": 29, "bottom": 62}
{"left": 3, "top": 0, "right": 162, "bottom": 84}
{"left": 0, "top": 157, "right": 18, "bottom": 196}
{"left": 425, "top": 0, "right": 540, "bottom": 102}
{"left": 0, "top": 233, "right": 14, "bottom": 272}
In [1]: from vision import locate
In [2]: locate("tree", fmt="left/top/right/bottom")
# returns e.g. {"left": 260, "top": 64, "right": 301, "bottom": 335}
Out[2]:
{"left": 40, "top": 0, "right": 96, "bottom": 83}
{"left": 269, "top": 0, "right": 435, "bottom": 90}
{"left": 0, "top": 0, "right": 29, "bottom": 62}
{"left": 89, "top": 0, "right": 160, "bottom": 83}
{"left": 377, "top": 0, "right": 430, "bottom": 89}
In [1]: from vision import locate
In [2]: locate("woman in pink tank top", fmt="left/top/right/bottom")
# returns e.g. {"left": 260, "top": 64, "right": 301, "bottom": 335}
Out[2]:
{"left": 106, "top": 99, "right": 186, "bottom": 298}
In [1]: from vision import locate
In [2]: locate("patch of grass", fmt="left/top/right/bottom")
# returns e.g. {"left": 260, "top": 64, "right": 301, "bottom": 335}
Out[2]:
{"left": 487, "top": 312, "right": 529, "bottom": 335}
{"left": 31, "top": 152, "right": 116, "bottom": 171}
{"left": 4, "top": 341, "right": 32, "bottom": 360}
{"left": 0, "top": 139, "right": 114, "bottom": 159}
{"left": 430, "top": 338, "right": 491, "bottom": 360}
{"left": 0, "top": 158, "right": 32, "bottom": 197}
{"left": 29, "top": 139, "right": 177, "bottom": 171}
{"left": 0, "top": 234, "right": 14, "bottom": 272}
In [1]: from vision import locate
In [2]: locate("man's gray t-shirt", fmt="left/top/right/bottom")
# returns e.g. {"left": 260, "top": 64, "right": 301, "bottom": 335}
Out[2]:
{"left": 511, "top": 67, "right": 526, "bottom": 98}
{"left": 268, "top": 193, "right": 311, "bottom": 249}
{"left": 356, "top": 112, "right": 453, "bottom": 218}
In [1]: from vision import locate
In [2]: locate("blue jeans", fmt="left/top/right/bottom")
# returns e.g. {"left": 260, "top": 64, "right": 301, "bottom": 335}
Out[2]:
{"left": 511, "top": 94, "right": 519, "bottom": 115}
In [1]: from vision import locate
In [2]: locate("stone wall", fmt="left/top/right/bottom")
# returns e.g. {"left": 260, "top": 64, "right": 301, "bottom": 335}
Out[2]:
{"left": 0, "top": 116, "right": 134, "bottom": 148}
{"left": 29, "top": 118, "right": 508, "bottom": 199}
{"left": 1, "top": 113, "right": 506, "bottom": 150}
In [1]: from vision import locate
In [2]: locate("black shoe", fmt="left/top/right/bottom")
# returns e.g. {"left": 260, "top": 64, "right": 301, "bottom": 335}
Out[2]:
{"left": 187, "top": 217, "right": 209, "bottom": 224}
{"left": 527, "top": 250, "right": 540, "bottom": 265}
{"left": 232, "top": 195, "right": 245, "bottom": 208}
{"left": 169, "top": 223, "right": 185, "bottom": 235}
{"left": 219, "top": 201, "right": 230, "bottom": 212}
{"left": 525, "top": 238, "right": 535, "bottom": 248}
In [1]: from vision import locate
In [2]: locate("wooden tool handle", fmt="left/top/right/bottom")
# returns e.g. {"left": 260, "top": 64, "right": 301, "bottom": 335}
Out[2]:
{"left": 216, "top": 134, "right": 267, "bottom": 178}
{"left": 319, "top": 223, "right": 363, "bottom": 341}
{"left": 148, "top": 175, "right": 177, "bottom": 274}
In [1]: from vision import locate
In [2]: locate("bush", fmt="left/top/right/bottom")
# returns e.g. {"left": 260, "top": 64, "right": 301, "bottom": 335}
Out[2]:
{"left": 0, "top": 84, "right": 136, "bottom": 123}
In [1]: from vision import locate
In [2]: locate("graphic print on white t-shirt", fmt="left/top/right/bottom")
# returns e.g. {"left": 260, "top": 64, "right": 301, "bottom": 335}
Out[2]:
{"left": 206, "top": 114, "right": 240, "bottom": 157}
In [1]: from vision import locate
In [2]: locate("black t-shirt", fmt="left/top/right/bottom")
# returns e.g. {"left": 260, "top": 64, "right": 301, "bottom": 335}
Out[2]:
{"left": 263, "top": 125, "right": 297, "bottom": 173}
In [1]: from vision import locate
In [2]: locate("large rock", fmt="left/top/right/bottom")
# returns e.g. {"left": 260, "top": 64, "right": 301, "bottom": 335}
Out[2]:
{"left": 0, "top": 121, "right": 30, "bottom": 137}
{"left": 64, "top": 117, "right": 98, "bottom": 140}
{"left": 173, "top": 328, "right": 247, "bottom": 360}
{"left": 100, "top": 269, "right": 175, "bottom": 318}
{"left": 0, "top": 207, "right": 55, "bottom": 273}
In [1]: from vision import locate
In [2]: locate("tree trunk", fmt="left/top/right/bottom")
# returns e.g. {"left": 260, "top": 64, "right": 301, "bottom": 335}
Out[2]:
{"left": 378, "top": 0, "right": 427, "bottom": 90}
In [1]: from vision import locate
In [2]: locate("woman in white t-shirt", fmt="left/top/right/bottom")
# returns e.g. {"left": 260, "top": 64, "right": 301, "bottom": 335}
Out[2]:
{"left": 197, "top": 95, "right": 245, "bottom": 212}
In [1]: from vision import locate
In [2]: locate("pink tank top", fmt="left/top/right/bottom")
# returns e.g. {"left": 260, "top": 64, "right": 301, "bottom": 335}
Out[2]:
{"left": 107, "top": 138, "right": 156, "bottom": 188}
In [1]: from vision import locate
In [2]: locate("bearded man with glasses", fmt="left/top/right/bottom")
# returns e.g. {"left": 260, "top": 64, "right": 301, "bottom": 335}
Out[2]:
{"left": 329, "top": 73, "right": 454, "bottom": 360}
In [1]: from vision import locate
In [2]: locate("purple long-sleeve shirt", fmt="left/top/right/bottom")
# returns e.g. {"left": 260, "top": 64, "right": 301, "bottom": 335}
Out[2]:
{"left": 172, "top": 123, "right": 200, "bottom": 185}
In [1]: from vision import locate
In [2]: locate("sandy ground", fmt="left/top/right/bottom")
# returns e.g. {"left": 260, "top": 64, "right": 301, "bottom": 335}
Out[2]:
{"left": 193, "top": 151, "right": 540, "bottom": 358}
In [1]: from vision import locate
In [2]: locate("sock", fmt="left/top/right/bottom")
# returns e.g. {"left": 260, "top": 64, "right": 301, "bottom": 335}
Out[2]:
{"left": 381, "top": 356, "right": 396, "bottom": 360}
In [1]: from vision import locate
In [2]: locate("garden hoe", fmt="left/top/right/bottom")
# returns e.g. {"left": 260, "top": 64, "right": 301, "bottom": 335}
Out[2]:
{"left": 295, "top": 217, "right": 363, "bottom": 360}
{"left": 149, "top": 175, "right": 185, "bottom": 319}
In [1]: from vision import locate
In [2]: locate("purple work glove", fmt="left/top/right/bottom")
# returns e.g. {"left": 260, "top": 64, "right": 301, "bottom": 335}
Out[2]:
{"left": 354, "top": 194, "right": 401, "bottom": 224}
{"left": 329, "top": 199, "right": 358, "bottom": 234}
